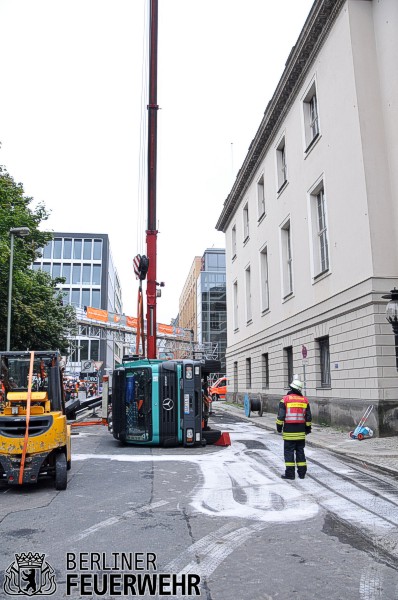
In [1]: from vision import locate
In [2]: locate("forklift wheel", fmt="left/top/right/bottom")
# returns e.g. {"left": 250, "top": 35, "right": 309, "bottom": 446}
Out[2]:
{"left": 357, "top": 433, "right": 364, "bottom": 441}
{"left": 202, "top": 428, "right": 222, "bottom": 445}
{"left": 55, "top": 453, "right": 67, "bottom": 490}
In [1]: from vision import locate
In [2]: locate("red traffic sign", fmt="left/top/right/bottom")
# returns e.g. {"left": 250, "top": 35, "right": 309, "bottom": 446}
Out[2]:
{"left": 301, "top": 345, "right": 308, "bottom": 359}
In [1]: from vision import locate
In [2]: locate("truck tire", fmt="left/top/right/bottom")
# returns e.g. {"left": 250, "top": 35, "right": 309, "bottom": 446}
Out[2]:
{"left": 55, "top": 453, "right": 67, "bottom": 490}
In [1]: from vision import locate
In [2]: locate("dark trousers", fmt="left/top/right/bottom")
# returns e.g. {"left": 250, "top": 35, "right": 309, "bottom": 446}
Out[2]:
{"left": 284, "top": 439, "right": 307, "bottom": 478}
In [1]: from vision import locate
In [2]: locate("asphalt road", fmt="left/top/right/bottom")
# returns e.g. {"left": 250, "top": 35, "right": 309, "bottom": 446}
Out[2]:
{"left": 0, "top": 411, "right": 397, "bottom": 600}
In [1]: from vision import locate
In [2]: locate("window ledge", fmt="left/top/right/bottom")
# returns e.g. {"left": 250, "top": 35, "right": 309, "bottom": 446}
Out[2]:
{"left": 261, "top": 308, "right": 270, "bottom": 316}
{"left": 277, "top": 180, "right": 288, "bottom": 196}
{"left": 304, "top": 133, "right": 321, "bottom": 157}
{"left": 234, "top": 328, "right": 239, "bottom": 334}
{"left": 257, "top": 212, "right": 266, "bottom": 225}
{"left": 282, "top": 292, "right": 294, "bottom": 302}
{"left": 316, "top": 386, "right": 332, "bottom": 391}
{"left": 246, "top": 319, "right": 253, "bottom": 326}
{"left": 232, "top": 253, "right": 237, "bottom": 262}
{"left": 313, "top": 269, "right": 330, "bottom": 284}
{"left": 243, "top": 236, "right": 250, "bottom": 246}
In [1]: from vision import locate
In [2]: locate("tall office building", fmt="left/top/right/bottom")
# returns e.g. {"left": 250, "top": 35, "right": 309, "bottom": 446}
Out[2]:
{"left": 33, "top": 232, "right": 123, "bottom": 374}
{"left": 196, "top": 249, "right": 227, "bottom": 373}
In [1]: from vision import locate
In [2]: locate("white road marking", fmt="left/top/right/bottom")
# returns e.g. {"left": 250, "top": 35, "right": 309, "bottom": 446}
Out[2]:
{"left": 72, "top": 500, "right": 168, "bottom": 541}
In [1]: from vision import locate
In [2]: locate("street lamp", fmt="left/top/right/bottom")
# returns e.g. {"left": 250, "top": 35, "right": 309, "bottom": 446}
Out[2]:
{"left": 6, "top": 227, "right": 31, "bottom": 351}
{"left": 382, "top": 287, "right": 398, "bottom": 371}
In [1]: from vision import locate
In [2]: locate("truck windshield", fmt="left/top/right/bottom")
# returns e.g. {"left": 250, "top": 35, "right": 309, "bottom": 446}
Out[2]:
{"left": 125, "top": 368, "right": 152, "bottom": 442}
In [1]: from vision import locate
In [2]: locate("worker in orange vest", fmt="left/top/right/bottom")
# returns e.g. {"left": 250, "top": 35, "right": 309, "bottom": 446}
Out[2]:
{"left": 276, "top": 379, "right": 312, "bottom": 480}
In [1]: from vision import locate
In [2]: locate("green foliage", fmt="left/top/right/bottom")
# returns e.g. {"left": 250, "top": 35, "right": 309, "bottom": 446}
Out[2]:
{"left": 0, "top": 166, "right": 77, "bottom": 352}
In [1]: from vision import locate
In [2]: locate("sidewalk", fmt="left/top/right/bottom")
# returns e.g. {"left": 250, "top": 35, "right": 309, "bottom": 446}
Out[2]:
{"left": 212, "top": 400, "right": 398, "bottom": 478}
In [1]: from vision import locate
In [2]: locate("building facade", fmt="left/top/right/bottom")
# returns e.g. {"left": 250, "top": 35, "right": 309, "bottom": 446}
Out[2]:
{"left": 196, "top": 249, "right": 227, "bottom": 373}
{"left": 33, "top": 232, "right": 123, "bottom": 374}
{"left": 179, "top": 257, "right": 202, "bottom": 337}
{"left": 216, "top": 0, "right": 398, "bottom": 435}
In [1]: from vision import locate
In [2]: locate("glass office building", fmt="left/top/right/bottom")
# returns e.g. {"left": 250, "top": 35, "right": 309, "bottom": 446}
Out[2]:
{"left": 33, "top": 232, "right": 123, "bottom": 374}
{"left": 196, "top": 249, "right": 227, "bottom": 372}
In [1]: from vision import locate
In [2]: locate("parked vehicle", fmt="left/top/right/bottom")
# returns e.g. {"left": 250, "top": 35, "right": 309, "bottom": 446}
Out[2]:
{"left": 209, "top": 377, "right": 227, "bottom": 402}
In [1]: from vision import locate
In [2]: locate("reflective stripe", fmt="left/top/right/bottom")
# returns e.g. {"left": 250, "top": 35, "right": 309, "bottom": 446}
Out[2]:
{"left": 276, "top": 419, "right": 284, "bottom": 425}
{"left": 296, "top": 462, "right": 307, "bottom": 466}
{"left": 287, "top": 402, "right": 307, "bottom": 408}
{"left": 285, "top": 462, "right": 295, "bottom": 466}
{"left": 283, "top": 433, "right": 306, "bottom": 440}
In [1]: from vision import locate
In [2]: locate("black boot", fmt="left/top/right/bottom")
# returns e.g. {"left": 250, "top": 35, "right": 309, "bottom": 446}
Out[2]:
{"left": 281, "top": 474, "right": 295, "bottom": 480}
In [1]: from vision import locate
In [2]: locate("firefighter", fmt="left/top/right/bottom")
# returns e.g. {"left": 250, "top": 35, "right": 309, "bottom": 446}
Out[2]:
{"left": 276, "top": 379, "right": 312, "bottom": 480}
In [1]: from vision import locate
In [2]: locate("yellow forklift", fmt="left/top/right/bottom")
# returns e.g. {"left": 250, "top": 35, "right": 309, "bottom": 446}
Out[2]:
{"left": 0, "top": 351, "right": 71, "bottom": 490}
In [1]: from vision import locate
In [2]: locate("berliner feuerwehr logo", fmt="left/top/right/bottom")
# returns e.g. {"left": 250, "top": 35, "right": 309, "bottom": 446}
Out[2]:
{"left": 3, "top": 552, "right": 57, "bottom": 596}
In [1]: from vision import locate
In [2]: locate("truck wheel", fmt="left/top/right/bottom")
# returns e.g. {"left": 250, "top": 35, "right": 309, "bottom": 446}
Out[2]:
{"left": 67, "top": 459, "right": 71, "bottom": 471}
{"left": 55, "top": 453, "right": 67, "bottom": 490}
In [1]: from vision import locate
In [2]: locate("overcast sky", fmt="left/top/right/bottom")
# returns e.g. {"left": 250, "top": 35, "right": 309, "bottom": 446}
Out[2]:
{"left": 0, "top": 0, "right": 314, "bottom": 324}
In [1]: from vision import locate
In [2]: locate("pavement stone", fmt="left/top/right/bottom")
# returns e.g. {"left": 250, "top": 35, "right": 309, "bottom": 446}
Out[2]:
{"left": 212, "top": 400, "right": 398, "bottom": 477}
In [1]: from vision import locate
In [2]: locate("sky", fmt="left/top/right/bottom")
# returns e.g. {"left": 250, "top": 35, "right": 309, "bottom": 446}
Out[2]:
{"left": 0, "top": 0, "right": 314, "bottom": 324}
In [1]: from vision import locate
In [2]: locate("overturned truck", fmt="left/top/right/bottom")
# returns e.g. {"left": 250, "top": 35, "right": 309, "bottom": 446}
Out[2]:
{"left": 110, "top": 356, "right": 226, "bottom": 447}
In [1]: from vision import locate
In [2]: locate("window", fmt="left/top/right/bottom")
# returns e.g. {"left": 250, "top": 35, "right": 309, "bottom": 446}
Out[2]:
{"left": 319, "top": 337, "right": 331, "bottom": 387}
{"left": 284, "top": 346, "right": 293, "bottom": 388}
{"left": 234, "top": 361, "right": 238, "bottom": 392}
{"left": 82, "top": 264, "right": 91, "bottom": 284}
{"left": 93, "top": 239, "right": 102, "bottom": 260}
{"left": 232, "top": 226, "right": 237, "bottom": 259}
{"left": 71, "top": 289, "right": 80, "bottom": 306}
{"left": 303, "top": 82, "right": 320, "bottom": 150}
{"left": 81, "top": 289, "right": 90, "bottom": 308}
{"left": 243, "top": 203, "right": 249, "bottom": 242}
{"left": 61, "top": 289, "right": 70, "bottom": 304}
{"left": 260, "top": 247, "right": 269, "bottom": 312}
{"left": 262, "top": 353, "right": 269, "bottom": 389}
{"left": 91, "top": 290, "right": 101, "bottom": 308}
{"left": 90, "top": 339, "right": 100, "bottom": 361}
{"left": 62, "top": 264, "right": 71, "bottom": 284}
{"left": 80, "top": 340, "right": 89, "bottom": 361}
{"left": 52, "top": 263, "right": 61, "bottom": 279}
{"left": 92, "top": 265, "right": 101, "bottom": 285}
{"left": 83, "top": 239, "right": 92, "bottom": 260}
{"left": 233, "top": 281, "right": 239, "bottom": 331}
{"left": 43, "top": 242, "right": 52, "bottom": 259}
{"left": 276, "top": 137, "right": 287, "bottom": 192}
{"left": 72, "top": 264, "right": 81, "bottom": 284}
{"left": 246, "top": 357, "right": 251, "bottom": 389}
{"left": 63, "top": 239, "right": 72, "bottom": 259}
{"left": 53, "top": 239, "right": 62, "bottom": 259}
{"left": 73, "top": 239, "right": 82, "bottom": 259}
{"left": 281, "top": 219, "right": 293, "bottom": 298}
{"left": 245, "top": 266, "right": 252, "bottom": 323}
{"left": 316, "top": 189, "right": 329, "bottom": 273}
{"left": 309, "top": 181, "right": 329, "bottom": 278}
{"left": 257, "top": 174, "right": 265, "bottom": 219}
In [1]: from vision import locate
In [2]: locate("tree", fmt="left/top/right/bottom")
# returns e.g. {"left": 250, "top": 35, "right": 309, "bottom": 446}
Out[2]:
{"left": 0, "top": 166, "right": 77, "bottom": 353}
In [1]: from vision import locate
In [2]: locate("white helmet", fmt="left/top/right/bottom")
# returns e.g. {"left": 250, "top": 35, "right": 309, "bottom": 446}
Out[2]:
{"left": 290, "top": 379, "right": 303, "bottom": 393}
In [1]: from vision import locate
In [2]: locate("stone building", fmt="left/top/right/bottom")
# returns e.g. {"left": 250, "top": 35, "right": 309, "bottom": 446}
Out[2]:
{"left": 216, "top": 0, "right": 398, "bottom": 435}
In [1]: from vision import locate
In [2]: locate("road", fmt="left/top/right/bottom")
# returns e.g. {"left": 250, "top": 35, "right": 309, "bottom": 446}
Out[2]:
{"left": 0, "top": 411, "right": 397, "bottom": 600}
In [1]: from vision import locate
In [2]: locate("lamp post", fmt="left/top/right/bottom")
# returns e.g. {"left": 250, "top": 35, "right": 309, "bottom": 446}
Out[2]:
{"left": 6, "top": 227, "right": 31, "bottom": 351}
{"left": 382, "top": 287, "right": 398, "bottom": 371}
